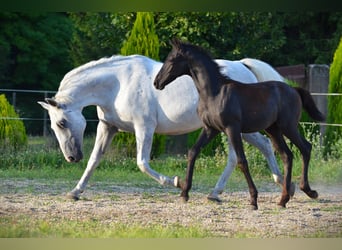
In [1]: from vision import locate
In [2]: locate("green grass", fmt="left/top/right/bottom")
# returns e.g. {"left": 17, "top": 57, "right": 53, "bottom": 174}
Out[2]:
{"left": 0, "top": 216, "right": 211, "bottom": 238}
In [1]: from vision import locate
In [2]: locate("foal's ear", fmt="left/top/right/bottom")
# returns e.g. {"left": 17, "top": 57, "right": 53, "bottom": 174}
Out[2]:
{"left": 170, "top": 38, "right": 182, "bottom": 48}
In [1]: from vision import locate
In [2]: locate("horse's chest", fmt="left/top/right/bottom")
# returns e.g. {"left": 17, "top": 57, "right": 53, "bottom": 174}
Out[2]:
{"left": 198, "top": 100, "right": 230, "bottom": 130}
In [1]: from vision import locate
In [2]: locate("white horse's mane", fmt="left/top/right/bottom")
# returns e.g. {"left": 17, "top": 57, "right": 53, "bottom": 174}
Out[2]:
{"left": 58, "top": 55, "right": 150, "bottom": 92}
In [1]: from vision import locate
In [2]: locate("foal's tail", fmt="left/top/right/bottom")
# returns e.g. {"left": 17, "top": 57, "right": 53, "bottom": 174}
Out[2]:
{"left": 295, "top": 87, "right": 325, "bottom": 122}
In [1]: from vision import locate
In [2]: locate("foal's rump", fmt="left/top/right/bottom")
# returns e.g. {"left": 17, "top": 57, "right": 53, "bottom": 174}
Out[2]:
{"left": 225, "top": 80, "right": 322, "bottom": 132}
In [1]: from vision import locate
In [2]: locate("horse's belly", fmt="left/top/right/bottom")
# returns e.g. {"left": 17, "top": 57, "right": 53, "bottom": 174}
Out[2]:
{"left": 155, "top": 112, "right": 203, "bottom": 135}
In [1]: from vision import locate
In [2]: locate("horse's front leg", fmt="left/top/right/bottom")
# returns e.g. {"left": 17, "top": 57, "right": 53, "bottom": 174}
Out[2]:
{"left": 67, "top": 121, "right": 118, "bottom": 200}
{"left": 135, "top": 126, "right": 177, "bottom": 187}
{"left": 180, "top": 127, "right": 219, "bottom": 202}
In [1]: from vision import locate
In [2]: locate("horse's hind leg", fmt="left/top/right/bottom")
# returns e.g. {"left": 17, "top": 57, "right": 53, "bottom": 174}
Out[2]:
{"left": 283, "top": 127, "right": 318, "bottom": 199}
{"left": 208, "top": 137, "right": 236, "bottom": 202}
{"left": 242, "top": 133, "right": 295, "bottom": 197}
{"left": 265, "top": 125, "right": 293, "bottom": 208}
{"left": 225, "top": 127, "right": 258, "bottom": 210}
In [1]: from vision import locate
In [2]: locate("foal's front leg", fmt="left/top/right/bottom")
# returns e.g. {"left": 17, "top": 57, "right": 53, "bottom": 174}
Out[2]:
{"left": 179, "top": 127, "right": 219, "bottom": 202}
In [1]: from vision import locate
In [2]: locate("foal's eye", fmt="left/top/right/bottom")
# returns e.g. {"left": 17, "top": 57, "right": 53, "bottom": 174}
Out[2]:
{"left": 57, "top": 120, "right": 66, "bottom": 129}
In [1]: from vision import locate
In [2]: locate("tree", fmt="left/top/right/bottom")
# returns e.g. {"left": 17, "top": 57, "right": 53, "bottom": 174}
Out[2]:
{"left": 118, "top": 12, "right": 164, "bottom": 157}
{"left": 324, "top": 37, "right": 342, "bottom": 156}
{"left": 69, "top": 12, "right": 135, "bottom": 66}
{"left": 155, "top": 12, "right": 286, "bottom": 63}
{"left": 0, "top": 12, "right": 74, "bottom": 90}
{"left": 0, "top": 94, "right": 27, "bottom": 149}
{"left": 120, "top": 12, "right": 160, "bottom": 60}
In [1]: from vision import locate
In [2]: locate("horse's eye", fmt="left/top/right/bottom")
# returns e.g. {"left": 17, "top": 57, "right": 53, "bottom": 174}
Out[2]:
{"left": 57, "top": 120, "right": 66, "bottom": 129}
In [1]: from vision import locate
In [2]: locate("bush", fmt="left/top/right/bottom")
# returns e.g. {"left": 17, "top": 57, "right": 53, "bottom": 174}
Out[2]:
{"left": 324, "top": 37, "right": 342, "bottom": 156}
{"left": 0, "top": 94, "right": 27, "bottom": 149}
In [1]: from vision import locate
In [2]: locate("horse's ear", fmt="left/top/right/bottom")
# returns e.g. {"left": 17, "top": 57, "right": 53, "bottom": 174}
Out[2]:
{"left": 45, "top": 98, "right": 60, "bottom": 108}
{"left": 38, "top": 101, "right": 50, "bottom": 111}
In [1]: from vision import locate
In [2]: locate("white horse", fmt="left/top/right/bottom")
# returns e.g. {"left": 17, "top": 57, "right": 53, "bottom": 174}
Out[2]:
{"left": 38, "top": 55, "right": 294, "bottom": 202}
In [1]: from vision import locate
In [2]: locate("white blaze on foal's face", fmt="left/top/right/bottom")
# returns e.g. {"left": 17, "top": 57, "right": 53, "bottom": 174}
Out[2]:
{"left": 38, "top": 99, "right": 86, "bottom": 163}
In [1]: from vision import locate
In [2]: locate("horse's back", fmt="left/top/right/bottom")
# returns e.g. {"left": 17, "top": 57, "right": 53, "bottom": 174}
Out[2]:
{"left": 215, "top": 59, "right": 257, "bottom": 83}
{"left": 240, "top": 58, "right": 284, "bottom": 82}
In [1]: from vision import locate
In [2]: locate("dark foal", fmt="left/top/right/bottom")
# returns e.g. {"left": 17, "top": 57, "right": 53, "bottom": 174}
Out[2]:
{"left": 154, "top": 39, "right": 325, "bottom": 209}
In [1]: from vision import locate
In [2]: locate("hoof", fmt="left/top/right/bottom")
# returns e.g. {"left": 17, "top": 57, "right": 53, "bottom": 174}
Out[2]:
{"left": 66, "top": 192, "right": 80, "bottom": 201}
{"left": 277, "top": 203, "right": 286, "bottom": 209}
{"left": 306, "top": 190, "right": 319, "bottom": 199}
{"left": 249, "top": 204, "right": 258, "bottom": 211}
{"left": 289, "top": 182, "right": 296, "bottom": 197}
{"left": 173, "top": 176, "right": 180, "bottom": 188}
{"left": 250, "top": 204, "right": 258, "bottom": 210}
{"left": 207, "top": 195, "right": 222, "bottom": 204}
{"left": 180, "top": 196, "right": 189, "bottom": 203}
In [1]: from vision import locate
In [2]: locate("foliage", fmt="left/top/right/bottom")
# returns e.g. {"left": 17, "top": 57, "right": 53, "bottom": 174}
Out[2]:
{"left": 324, "top": 37, "right": 342, "bottom": 155}
{"left": 277, "top": 12, "right": 342, "bottom": 65}
{"left": 2, "top": 12, "right": 341, "bottom": 137}
{"left": 0, "top": 94, "right": 27, "bottom": 149}
{"left": 68, "top": 12, "right": 135, "bottom": 66}
{"left": 155, "top": 12, "right": 286, "bottom": 63}
{"left": 121, "top": 12, "right": 160, "bottom": 60}
{"left": 0, "top": 12, "right": 74, "bottom": 90}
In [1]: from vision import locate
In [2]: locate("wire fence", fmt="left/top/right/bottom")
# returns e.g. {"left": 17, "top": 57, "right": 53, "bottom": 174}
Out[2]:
{"left": 1, "top": 89, "right": 342, "bottom": 136}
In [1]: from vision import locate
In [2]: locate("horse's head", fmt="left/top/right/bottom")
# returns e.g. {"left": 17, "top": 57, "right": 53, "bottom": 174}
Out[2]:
{"left": 38, "top": 98, "right": 86, "bottom": 163}
{"left": 154, "top": 38, "right": 190, "bottom": 90}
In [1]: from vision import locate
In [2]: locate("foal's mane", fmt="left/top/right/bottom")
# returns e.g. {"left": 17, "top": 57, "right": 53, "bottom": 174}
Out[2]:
{"left": 173, "top": 39, "right": 236, "bottom": 84}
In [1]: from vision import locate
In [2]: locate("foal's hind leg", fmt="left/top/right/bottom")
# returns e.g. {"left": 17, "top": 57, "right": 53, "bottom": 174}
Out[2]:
{"left": 265, "top": 126, "right": 293, "bottom": 208}
{"left": 225, "top": 127, "right": 258, "bottom": 210}
{"left": 283, "top": 128, "right": 318, "bottom": 199}
{"left": 242, "top": 133, "right": 295, "bottom": 197}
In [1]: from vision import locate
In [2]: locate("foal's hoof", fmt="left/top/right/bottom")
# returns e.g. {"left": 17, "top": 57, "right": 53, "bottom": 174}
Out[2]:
{"left": 250, "top": 204, "right": 258, "bottom": 210}
{"left": 306, "top": 190, "right": 319, "bottom": 199}
{"left": 180, "top": 195, "right": 189, "bottom": 203}
{"left": 289, "top": 182, "right": 296, "bottom": 197}
{"left": 277, "top": 203, "right": 286, "bottom": 209}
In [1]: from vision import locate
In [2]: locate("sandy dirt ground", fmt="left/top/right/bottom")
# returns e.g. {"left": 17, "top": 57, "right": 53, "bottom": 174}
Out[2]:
{"left": 0, "top": 179, "right": 341, "bottom": 237}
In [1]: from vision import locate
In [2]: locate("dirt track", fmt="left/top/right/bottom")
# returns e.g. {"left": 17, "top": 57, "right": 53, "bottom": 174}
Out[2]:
{"left": 0, "top": 179, "right": 341, "bottom": 237}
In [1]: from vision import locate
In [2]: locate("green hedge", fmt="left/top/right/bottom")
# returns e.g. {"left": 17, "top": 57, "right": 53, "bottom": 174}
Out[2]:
{"left": 324, "top": 37, "right": 342, "bottom": 155}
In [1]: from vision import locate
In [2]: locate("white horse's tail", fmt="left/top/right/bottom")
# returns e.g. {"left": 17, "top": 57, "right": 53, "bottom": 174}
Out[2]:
{"left": 240, "top": 58, "right": 284, "bottom": 82}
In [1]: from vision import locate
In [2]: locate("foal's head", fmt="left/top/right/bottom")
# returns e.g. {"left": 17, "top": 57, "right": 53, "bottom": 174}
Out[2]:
{"left": 38, "top": 98, "right": 85, "bottom": 163}
{"left": 154, "top": 38, "right": 190, "bottom": 90}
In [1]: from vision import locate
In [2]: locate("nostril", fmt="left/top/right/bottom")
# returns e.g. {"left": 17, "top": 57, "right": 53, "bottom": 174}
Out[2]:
{"left": 68, "top": 156, "right": 75, "bottom": 162}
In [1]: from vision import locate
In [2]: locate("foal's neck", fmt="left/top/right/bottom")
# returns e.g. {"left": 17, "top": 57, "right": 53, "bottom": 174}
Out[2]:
{"left": 187, "top": 52, "right": 224, "bottom": 98}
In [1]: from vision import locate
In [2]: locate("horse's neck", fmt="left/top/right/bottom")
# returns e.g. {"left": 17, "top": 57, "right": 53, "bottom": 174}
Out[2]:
{"left": 56, "top": 77, "right": 113, "bottom": 111}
